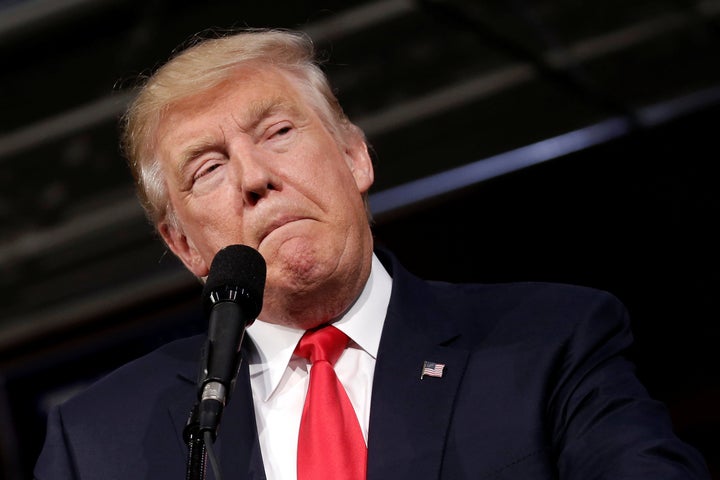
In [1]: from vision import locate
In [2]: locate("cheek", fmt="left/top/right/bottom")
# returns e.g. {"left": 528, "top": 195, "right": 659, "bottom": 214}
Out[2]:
{"left": 179, "top": 207, "right": 240, "bottom": 252}
{"left": 175, "top": 181, "right": 242, "bottom": 228}
{"left": 294, "top": 151, "right": 360, "bottom": 201}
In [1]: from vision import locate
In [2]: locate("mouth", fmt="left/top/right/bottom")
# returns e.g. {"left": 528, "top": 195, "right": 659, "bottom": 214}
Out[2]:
{"left": 258, "top": 216, "right": 309, "bottom": 246}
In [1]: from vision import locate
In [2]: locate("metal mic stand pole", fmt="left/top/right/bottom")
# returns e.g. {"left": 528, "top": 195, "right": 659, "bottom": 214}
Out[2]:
{"left": 184, "top": 403, "right": 207, "bottom": 480}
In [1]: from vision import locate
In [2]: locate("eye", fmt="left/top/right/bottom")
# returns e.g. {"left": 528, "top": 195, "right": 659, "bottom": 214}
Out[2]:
{"left": 263, "top": 122, "right": 296, "bottom": 153}
{"left": 193, "top": 160, "right": 224, "bottom": 182}
{"left": 268, "top": 121, "right": 293, "bottom": 139}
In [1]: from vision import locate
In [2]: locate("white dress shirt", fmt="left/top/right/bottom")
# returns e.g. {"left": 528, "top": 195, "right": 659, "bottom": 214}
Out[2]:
{"left": 245, "top": 254, "right": 393, "bottom": 480}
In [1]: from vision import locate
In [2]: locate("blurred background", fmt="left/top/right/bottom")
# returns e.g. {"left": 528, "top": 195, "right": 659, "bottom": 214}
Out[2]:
{"left": 1, "top": 0, "right": 719, "bottom": 478}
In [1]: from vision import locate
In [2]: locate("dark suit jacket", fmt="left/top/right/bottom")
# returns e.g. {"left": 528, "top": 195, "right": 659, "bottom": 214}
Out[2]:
{"left": 34, "top": 249, "right": 711, "bottom": 479}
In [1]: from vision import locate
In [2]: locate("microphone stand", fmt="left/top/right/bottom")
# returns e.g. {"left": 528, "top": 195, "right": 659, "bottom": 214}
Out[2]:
{"left": 184, "top": 403, "right": 207, "bottom": 480}
{"left": 184, "top": 324, "right": 248, "bottom": 480}
{"left": 182, "top": 244, "right": 266, "bottom": 480}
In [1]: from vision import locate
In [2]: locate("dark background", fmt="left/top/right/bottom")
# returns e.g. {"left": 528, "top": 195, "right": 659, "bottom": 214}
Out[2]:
{"left": 1, "top": 1, "right": 718, "bottom": 478}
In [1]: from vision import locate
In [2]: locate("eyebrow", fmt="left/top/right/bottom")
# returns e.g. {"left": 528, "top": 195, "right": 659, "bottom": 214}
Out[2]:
{"left": 243, "top": 96, "right": 306, "bottom": 131}
{"left": 174, "top": 96, "right": 307, "bottom": 180}
{"left": 176, "top": 137, "right": 223, "bottom": 178}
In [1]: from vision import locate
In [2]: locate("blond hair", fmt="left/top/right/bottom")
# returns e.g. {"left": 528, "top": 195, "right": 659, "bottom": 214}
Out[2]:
{"left": 120, "top": 28, "right": 365, "bottom": 227}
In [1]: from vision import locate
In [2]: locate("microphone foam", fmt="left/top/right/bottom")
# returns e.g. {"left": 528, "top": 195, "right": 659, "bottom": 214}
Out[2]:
{"left": 202, "top": 244, "right": 267, "bottom": 317}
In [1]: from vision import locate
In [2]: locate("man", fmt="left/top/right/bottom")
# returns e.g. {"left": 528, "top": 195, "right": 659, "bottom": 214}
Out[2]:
{"left": 35, "top": 28, "right": 710, "bottom": 479}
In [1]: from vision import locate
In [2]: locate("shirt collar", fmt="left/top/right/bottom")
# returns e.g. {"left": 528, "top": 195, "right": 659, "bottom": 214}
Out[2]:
{"left": 245, "top": 253, "right": 393, "bottom": 401}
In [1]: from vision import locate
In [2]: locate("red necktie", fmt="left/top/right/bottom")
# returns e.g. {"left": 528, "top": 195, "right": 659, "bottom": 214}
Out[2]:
{"left": 295, "top": 325, "right": 367, "bottom": 480}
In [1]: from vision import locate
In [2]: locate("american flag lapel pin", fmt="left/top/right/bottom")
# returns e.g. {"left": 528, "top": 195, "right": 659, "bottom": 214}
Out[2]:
{"left": 420, "top": 360, "right": 445, "bottom": 379}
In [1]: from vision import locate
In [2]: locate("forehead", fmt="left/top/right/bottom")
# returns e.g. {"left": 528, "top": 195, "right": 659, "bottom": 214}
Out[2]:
{"left": 164, "top": 65, "right": 309, "bottom": 123}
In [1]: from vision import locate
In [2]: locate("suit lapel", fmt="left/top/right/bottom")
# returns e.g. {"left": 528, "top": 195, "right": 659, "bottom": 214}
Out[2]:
{"left": 367, "top": 255, "right": 470, "bottom": 480}
{"left": 167, "top": 249, "right": 469, "bottom": 480}
{"left": 214, "top": 356, "right": 267, "bottom": 480}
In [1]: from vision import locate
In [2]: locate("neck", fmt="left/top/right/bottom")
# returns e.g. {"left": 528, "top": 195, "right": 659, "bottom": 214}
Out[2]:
{"left": 260, "top": 251, "right": 373, "bottom": 330}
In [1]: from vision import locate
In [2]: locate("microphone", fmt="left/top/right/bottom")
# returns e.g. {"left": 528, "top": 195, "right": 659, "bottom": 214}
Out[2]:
{"left": 195, "top": 244, "right": 266, "bottom": 441}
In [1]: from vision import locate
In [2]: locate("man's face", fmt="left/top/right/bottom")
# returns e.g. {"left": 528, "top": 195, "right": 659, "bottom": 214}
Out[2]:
{"left": 155, "top": 66, "right": 374, "bottom": 325}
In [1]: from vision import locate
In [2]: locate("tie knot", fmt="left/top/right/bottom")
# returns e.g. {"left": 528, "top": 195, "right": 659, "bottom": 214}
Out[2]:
{"left": 295, "top": 325, "right": 349, "bottom": 366}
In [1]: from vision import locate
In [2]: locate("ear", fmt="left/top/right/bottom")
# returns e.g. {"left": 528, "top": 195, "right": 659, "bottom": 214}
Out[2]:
{"left": 344, "top": 136, "right": 374, "bottom": 194}
{"left": 158, "top": 221, "right": 210, "bottom": 277}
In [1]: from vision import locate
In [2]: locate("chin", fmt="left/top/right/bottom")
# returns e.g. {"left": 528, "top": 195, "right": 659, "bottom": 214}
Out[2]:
{"left": 269, "top": 240, "right": 321, "bottom": 279}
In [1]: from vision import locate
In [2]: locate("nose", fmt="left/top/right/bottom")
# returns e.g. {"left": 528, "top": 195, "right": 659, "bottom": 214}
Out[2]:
{"left": 229, "top": 144, "right": 279, "bottom": 206}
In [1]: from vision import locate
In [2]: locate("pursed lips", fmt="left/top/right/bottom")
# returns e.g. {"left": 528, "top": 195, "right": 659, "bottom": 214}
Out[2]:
{"left": 258, "top": 215, "right": 310, "bottom": 246}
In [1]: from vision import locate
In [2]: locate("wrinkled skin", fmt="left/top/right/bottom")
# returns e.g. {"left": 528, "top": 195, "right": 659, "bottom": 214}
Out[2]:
{"left": 155, "top": 66, "right": 375, "bottom": 329}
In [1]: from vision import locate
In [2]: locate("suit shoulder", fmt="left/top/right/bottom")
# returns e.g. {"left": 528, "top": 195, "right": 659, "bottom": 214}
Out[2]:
{"left": 432, "top": 279, "right": 624, "bottom": 313}
{"left": 427, "top": 280, "right": 630, "bottom": 344}
{"left": 57, "top": 334, "right": 202, "bottom": 418}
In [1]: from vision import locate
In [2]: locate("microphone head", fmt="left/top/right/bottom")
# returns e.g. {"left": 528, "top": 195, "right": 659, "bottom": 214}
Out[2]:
{"left": 202, "top": 244, "right": 267, "bottom": 320}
